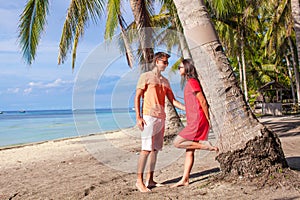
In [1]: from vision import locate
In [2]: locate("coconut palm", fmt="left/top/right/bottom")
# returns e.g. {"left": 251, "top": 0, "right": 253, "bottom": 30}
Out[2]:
{"left": 128, "top": 0, "right": 184, "bottom": 135}
{"left": 19, "top": 0, "right": 184, "bottom": 136}
{"left": 259, "top": 0, "right": 299, "bottom": 105}
{"left": 172, "top": 0, "right": 287, "bottom": 178}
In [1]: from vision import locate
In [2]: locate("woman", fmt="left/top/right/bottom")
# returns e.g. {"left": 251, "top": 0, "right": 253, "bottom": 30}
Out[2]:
{"left": 171, "top": 59, "right": 218, "bottom": 188}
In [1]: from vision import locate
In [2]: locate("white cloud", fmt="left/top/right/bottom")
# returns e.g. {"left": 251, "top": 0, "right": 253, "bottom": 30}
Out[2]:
{"left": 23, "top": 87, "right": 32, "bottom": 95}
{"left": 27, "top": 78, "right": 73, "bottom": 89}
{"left": 28, "top": 81, "right": 43, "bottom": 87}
{"left": 7, "top": 88, "right": 19, "bottom": 93}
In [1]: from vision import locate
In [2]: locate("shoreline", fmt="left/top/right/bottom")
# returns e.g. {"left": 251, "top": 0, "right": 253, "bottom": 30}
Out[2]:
{"left": 0, "top": 126, "right": 135, "bottom": 151}
{"left": 1, "top": 114, "right": 297, "bottom": 151}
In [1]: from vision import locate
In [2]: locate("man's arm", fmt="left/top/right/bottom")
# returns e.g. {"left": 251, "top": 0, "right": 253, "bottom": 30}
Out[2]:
{"left": 135, "top": 88, "right": 146, "bottom": 130}
{"left": 166, "top": 90, "right": 185, "bottom": 111}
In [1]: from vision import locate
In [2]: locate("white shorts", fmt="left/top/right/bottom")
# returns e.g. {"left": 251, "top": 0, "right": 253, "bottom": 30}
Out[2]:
{"left": 141, "top": 115, "right": 165, "bottom": 151}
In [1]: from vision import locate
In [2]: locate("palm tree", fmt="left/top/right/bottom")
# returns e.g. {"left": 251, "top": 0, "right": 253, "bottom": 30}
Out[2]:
{"left": 18, "top": 0, "right": 184, "bottom": 137}
{"left": 128, "top": 0, "right": 184, "bottom": 136}
{"left": 257, "top": 0, "right": 300, "bottom": 107}
{"left": 291, "top": 0, "right": 300, "bottom": 105}
{"left": 172, "top": 0, "right": 287, "bottom": 178}
{"left": 129, "top": 0, "right": 154, "bottom": 71}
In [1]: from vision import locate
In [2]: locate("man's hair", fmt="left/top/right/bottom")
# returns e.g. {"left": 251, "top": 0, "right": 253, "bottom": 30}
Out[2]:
{"left": 152, "top": 52, "right": 170, "bottom": 65}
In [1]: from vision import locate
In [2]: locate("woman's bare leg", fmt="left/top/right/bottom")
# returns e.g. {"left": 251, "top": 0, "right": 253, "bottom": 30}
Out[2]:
{"left": 173, "top": 135, "right": 218, "bottom": 151}
{"left": 171, "top": 149, "right": 195, "bottom": 188}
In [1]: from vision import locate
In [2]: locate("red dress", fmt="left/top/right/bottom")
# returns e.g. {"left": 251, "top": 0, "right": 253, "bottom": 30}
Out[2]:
{"left": 179, "top": 78, "right": 209, "bottom": 141}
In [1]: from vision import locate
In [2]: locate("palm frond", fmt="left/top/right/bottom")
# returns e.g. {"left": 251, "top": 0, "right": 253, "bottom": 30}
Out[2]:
{"left": 58, "top": 0, "right": 105, "bottom": 69}
{"left": 18, "top": 0, "right": 49, "bottom": 65}
{"left": 105, "top": 0, "right": 121, "bottom": 40}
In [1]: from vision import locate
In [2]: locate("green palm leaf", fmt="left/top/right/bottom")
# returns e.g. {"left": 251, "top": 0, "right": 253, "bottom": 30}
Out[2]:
{"left": 58, "top": 0, "right": 105, "bottom": 69}
{"left": 105, "top": 0, "right": 121, "bottom": 40}
{"left": 18, "top": 0, "right": 49, "bottom": 65}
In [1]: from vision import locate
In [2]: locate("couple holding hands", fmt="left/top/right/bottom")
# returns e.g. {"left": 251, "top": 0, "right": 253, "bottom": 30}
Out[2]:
{"left": 134, "top": 52, "right": 218, "bottom": 192}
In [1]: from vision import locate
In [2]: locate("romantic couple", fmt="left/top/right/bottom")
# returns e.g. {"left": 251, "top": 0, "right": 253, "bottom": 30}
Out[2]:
{"left": 134, "top": 52, "right": 218, "bottom": 193}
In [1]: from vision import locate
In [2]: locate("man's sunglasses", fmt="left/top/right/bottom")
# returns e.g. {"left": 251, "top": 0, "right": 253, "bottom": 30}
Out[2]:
{"left": 158, "top": 59, "right": 169, "bottom": 65}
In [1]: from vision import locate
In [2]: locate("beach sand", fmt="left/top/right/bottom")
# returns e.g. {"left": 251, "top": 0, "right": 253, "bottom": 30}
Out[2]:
{"left": 0, "top": 115, "right": 299, "bottom": 199}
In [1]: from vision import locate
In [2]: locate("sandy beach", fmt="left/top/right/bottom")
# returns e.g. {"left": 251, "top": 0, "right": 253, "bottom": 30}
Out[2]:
{"left": 0, "top": 115, "right": 299, "bottom": 199}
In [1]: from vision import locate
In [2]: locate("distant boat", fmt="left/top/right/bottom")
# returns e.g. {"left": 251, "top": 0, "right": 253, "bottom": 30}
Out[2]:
{"left": 0, "top": 111, "right": 3, "bottom": 114}
{"left": 19, "top": 110, "right": 26, "bottom": 113}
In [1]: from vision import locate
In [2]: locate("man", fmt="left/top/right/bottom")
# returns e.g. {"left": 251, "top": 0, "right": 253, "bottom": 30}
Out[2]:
{"left": 135, "top": 52, "right": 185, "bottom": 192}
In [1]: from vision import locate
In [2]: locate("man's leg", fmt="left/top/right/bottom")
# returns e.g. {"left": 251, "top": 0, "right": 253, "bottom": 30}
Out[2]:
{"left": 145, "top": 116, "right": 164, "bottom": 188}
{"left": 136, "top": 150, "right": 151, "bottom": 192}
{"left": 145, "top": 150, "right": 158, "bottom": 187}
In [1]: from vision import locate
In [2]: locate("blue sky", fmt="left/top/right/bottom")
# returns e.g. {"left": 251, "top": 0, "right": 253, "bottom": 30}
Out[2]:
{"left": 0, "top": 1, "right": 182, "bottom": 111}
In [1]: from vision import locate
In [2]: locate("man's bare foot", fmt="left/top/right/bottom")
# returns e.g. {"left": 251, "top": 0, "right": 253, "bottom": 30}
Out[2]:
{"left": 145, "top": 181, "right": 164, "bottom": 188}
{"left": 170, "top": 180, "right": 189, "bottom": 188}
{"left": 135, "top": 182, "right": 151, "bottom": 192}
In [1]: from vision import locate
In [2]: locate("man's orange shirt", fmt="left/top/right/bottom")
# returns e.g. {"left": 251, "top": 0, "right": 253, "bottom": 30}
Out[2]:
{"left": 137, "top": 71, "right": 172, "bottom": 119}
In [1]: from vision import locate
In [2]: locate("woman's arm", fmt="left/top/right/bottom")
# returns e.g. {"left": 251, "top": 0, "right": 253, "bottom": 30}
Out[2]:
{"left": 195, "top": 91, "right": 210, "bottom": 123}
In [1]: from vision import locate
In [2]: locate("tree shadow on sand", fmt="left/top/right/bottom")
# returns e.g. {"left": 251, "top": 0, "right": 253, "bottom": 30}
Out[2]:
{"left": 286, "top": 157, "right": 300, "bottom": 171}
{"left": 162, "top": 167, "right": 220, "bottom": 185}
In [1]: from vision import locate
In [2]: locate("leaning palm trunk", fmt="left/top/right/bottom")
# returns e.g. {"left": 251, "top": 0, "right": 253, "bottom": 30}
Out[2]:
{"left": 173, "top": 0, "right": 287, "bottom": 178}
{"left": 164, "top": 98, "right": 184, "bottom": 139}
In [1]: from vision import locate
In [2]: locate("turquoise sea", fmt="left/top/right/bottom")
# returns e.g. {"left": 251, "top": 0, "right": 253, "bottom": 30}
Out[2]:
{"left": 0, "top": 109, "right": 136, "bottom": 147}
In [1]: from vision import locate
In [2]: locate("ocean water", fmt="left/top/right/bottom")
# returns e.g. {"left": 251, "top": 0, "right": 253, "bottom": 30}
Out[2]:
{"left": 0, "top": 109, "right": 136, "bottom": 147}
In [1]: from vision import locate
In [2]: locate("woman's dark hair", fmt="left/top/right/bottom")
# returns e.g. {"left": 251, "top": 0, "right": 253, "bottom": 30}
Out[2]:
{"left": 181, "top": 59, "right": 200, "bottom": 88}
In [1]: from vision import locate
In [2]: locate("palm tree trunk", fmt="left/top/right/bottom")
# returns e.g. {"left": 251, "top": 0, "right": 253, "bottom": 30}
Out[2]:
{"left": 129, "top": 0, "right": 154, "bottom": 71}
{"left": 178, "top": 31, "right": 192, "bottom": 59}
{"left": 289, "top": 37, "right": 300, "bottom": 105}
{"left": 129, "top": 0, "right": 183, "bottom": 137}
{"left": 175, "top": 16, "right": 192, "bottom": 59}
{"left": 164, "top": 98, "right": 184, "bottom": 139}
{"left": 237, "top": 56, "right": 243, "bottom": 90}
{"left": 291, "top": 0, "right": 300, "bottom": 105}
{"left": 173, "top": 0, "right": 287, "bottom": 178}
{"left": 291, "top": 0, "right": 300, "bottom": 65}
{"left": 286, "top": 55, "right": 296, "bottom": 103}
{"left": 241, "top": 34, "right": 248, "bottom": 103}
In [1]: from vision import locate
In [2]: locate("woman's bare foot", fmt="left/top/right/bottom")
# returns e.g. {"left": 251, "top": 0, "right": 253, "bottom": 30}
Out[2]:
{"left": 135, "top": 182, "right": 151, "bottom": 192}
{"left": 199, "top": 141, "right": 219, "bottom": 152}
{"left": 170, "top": 180, "right": 189, "bottom": 188}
